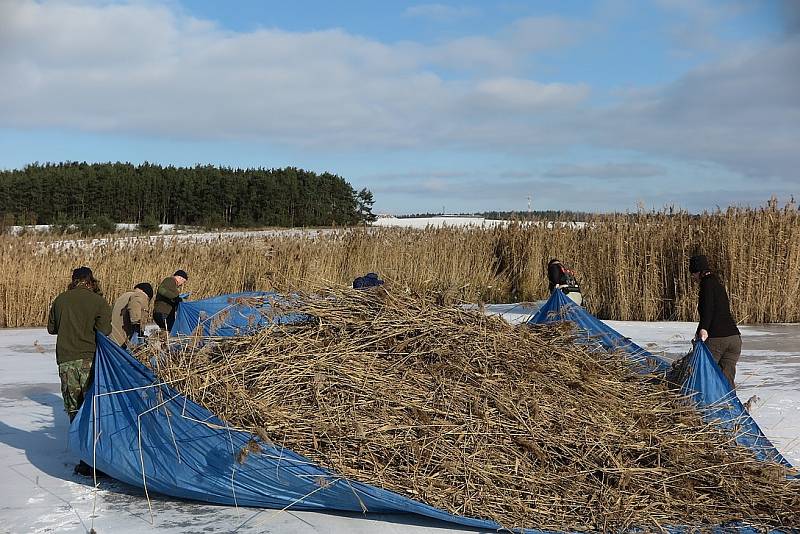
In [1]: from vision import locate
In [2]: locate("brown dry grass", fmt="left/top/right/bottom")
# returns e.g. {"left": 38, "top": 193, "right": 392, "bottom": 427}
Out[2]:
{"left": 136, "top": 287, "right": 800, "bottom": 532}
{"left": 2, "top": 199, "right": 800, "bottom": 327}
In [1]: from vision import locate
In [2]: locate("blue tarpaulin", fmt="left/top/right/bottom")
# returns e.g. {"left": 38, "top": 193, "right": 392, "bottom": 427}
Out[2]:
{"left": 67, "top": 290, "right": 794, "bottom": 533}
{"left": 529, "top": 289, "right": 792, "bottom": 467}
{"left": 170, "top": 292, "right": 307, "bottom": 337}
{"left": 679, "top": 337, "right": 793, "bottom": 467}
{"left": 529, "top": 289, "right": 672, "bottom": 374}
{"left": 69, "top": 335, "right": 552, "bottom": 532}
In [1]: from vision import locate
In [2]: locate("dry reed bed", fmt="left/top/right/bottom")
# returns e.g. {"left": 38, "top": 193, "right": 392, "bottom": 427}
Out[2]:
{"left": 141, "top": 289, "right": 799, "bottom": 532}
{"left": 3, "top": 200, "right": 800, "bottom": 326}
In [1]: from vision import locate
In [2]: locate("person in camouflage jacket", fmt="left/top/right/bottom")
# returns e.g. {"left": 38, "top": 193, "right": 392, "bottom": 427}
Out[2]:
{"left": 47, "top": 266, "right": 112, "bottom": 421}
{"left": 47, "top": 267, "right": 112, "bottom": 477}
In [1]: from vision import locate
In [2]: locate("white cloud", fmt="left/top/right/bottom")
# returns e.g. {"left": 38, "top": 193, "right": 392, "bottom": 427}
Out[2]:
{"left": 373, "top": 175, "right": 624, "bottom": 208}
{"left": 508, "top": 16, "right": 587, "bottom": 53}
{"left": 365, "top": 170, "right": 474, "bottom": 182}
{"left": 0, "top": 0, "right": 797, "bottom": 191}
{"left": 0, "top": 0, "right": 588, "bottom": 149}
{"left": 411, "top": 16, "right": 587, "bottom": 73}
{"left": 423, "top": 36, "right": 517, "bottom": 72}
{"left": 545, "top": 163, "right": 666, "bottom": 179}
{"left": 598, "top": 37, "right": 800, "bottom": 181}
{"left": 473, "top": 78, "right": 589, "bottom": 110}
{"left": 783, "top": 0, "right": 800, "bottom": 35}
{"left": 655, "top": 0, "right": 754, "bottom": 56}
{"left": 403, "top": 3, "right": 480, "bottom": 21}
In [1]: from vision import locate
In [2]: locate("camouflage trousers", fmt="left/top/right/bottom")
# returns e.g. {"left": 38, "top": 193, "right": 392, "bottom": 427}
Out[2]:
{"left": 58, "top": 359, "right": 93, "bottom": 422}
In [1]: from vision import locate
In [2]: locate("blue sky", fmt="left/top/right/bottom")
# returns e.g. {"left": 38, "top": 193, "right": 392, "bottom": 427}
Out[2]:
{"left": 0, "top": 0, "right": 797, "bottom": 214}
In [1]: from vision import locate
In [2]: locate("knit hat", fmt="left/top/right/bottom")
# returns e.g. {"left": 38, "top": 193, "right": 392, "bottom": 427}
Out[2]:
{"left": 72, "top": 266, "right": 94, "bottom": 281}
{"left": 689, "top": 255, "right": 710, "bottom": 274}
{"left": 134, "top": 282, "right": 154, "bottom": 300}
{"left": 174, "top": 269, "right": 189, "bottom": 280}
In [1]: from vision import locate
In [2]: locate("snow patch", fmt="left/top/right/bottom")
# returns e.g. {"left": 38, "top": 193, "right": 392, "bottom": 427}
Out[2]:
{"left": 1, "top": 317, "right": 798, "bottom": 532}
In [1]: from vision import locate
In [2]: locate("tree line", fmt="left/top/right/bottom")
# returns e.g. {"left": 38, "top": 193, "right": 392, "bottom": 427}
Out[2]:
{"left": 0, "top": 162, "right": 376, "bottom": 228}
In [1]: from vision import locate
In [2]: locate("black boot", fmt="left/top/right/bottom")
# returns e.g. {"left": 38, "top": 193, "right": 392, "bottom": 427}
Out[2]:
{"left": 74, "top": 460, "right": 108, "bottom": 478}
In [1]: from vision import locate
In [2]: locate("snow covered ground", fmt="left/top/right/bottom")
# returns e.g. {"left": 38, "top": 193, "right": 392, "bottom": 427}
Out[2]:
{"left": 0, "top": 328, "right": 486, "bottom": 534}
{"left": 9, "top": 223, "right": 178, "bottom": 235}
{"left": 11, "top": 217, "right": 593, "bottom": 253}
{"left": 373, "top": 216, "right": 587, "bottom": 229}
{"left": 41, "top": 228, "right": 340, "bottom": 251}
{"left": 1, "top": 314, "right": 798, "bottom": 533}
{"left": 373, "top": 216, "right": 505, "bottom": 229}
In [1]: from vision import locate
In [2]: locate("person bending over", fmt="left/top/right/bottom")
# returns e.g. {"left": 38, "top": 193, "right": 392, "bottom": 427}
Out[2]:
{"left": 153, "top": 270, "right": 188, "bottom": 332}
{"left": 690, "top": 254, "right": 741, "bottom": 388}
{"left": 111, "top": 282, "right": 153, "bottom": 347}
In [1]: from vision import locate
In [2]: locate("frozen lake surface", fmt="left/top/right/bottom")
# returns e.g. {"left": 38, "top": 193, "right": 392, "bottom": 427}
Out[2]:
{"left": 1, "top": 316, "right": 797, "bottom": 533}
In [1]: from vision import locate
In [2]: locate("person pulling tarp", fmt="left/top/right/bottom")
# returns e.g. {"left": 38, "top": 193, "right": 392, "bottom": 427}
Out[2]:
{"left": 547, "top": 259, "right": 582, "bottom": 305}
{"left": 689, "top": 254, "right": 741, "bottom": 388}
{"left": 153, "top": 269, "right": 188, "bottom": 333}
{"left": 529, "top": 288, "right": 791, "bottom": 467}
{"left": 110, "top": 282, "right": 153, "bottom": 348}
{"left": 47, "top": 266, "right": 112, "bottom": 478}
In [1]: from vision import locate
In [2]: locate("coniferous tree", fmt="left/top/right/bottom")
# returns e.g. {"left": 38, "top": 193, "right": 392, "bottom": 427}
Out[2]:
{"left": 356, "top": 188, "right": 377, "bottom": 224}
{"left": 0, "top": 162, "right": 368, "bottom": 228}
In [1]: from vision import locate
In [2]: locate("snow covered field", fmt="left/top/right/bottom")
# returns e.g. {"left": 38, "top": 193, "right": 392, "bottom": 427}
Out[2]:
{"left": 1, "top": 315, "right": 797, "bottom": 533}
{"left": 373, "top": 216, "right": 587, "bottom": 229}
{"left": 10, "top": 217, "right": 593, "bottom": 253}
{"left": 41, "top": 228, "right": 340, "bottom": 252}
{"left": 373, "top": 216, "right": 504, "bottom": 229}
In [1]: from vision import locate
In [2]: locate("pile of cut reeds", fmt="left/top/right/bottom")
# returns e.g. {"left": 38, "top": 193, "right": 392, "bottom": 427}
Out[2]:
{"left": 140, "top": 288, "right": 800, "bottom": 532}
